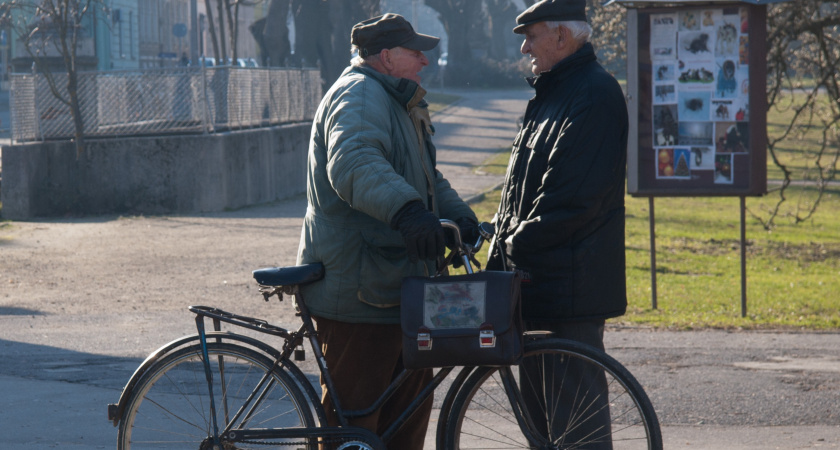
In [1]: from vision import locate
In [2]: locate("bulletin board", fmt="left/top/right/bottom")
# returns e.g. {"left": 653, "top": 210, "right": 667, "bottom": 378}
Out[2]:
{"left": 626, "top": 3, "right": 767, "bottom": 197}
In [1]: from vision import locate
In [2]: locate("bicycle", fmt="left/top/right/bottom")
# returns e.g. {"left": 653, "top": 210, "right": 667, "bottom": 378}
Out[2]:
{"left": 108, "top": 220, "right": 662, "bottom": 449}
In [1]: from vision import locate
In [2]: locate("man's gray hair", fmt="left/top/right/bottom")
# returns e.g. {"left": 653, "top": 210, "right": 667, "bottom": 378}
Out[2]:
{"left": 350, "top": 44, "right": 367, "bottom": 67}
{"left": 546, "top": 20, "right": 591, "bottom": 43}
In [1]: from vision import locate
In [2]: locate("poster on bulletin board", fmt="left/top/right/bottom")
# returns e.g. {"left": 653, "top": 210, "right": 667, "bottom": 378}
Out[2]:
{"left": 626, "top": 3, "right": 767, "bottom": 197}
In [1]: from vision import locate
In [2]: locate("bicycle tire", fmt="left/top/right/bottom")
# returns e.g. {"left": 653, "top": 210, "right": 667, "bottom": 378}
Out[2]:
{"left": 444, "top": 338, "right": 662, "bottom": 449}
{"left": 118, "top": 342, "right": 317, "bottom": 449}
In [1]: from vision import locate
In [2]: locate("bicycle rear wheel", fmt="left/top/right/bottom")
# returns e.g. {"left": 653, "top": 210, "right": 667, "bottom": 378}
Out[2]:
{"left": 118, "top": 342, "right": 316, "bottom": 449}
{"left": 444, "top": 338, "right": 662, "bottom": 449}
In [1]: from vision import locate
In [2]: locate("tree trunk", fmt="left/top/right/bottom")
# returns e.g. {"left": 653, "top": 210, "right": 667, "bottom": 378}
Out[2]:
{"left": 424, "top": 0, "right": 475, "bottom": 86}
{"left": 486, "top": 0, "right": 517, "bottom": 60}
{"left": 204, "top": 0, "right": 221, "bottom": 60}
{"left": 292, "top": 0, "right": 378, "bottom": 89}
{"left": 216, "top": 0, "right": 228, "bottom": 62}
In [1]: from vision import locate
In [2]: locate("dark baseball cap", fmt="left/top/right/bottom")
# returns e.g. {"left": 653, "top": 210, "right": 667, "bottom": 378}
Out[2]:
{"left": 351, "top": 13, "right": 439, "bottom": 57}
{"left": 513, "top": 0, "right": 587, "bottom": 34}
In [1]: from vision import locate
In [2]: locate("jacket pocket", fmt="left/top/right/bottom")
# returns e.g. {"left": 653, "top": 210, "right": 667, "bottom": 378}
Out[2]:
{"left": 357, "top": 227, "right": 427, "bottom": 308}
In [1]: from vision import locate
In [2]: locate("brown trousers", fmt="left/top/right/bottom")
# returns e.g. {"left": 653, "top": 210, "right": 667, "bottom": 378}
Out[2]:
{"left": 313, "top": 316, "right": 433, "bottom": 450}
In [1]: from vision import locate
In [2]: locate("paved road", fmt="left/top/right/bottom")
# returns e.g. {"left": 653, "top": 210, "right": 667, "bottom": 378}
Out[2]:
{"left": 1, "top": 89, "right": 839, "bottom": 449}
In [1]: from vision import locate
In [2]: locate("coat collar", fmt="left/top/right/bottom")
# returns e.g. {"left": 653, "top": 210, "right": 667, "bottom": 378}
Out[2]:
{"left": 347, "top": 64, "right": 427, "bottom": 110}
{"left": 527, "top": 42, "right": 597, "bottom": 90}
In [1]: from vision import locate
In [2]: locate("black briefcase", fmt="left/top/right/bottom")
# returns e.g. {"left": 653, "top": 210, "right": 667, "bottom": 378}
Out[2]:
{"left": 400, "top": 271, "right": 523, "bottom": 370}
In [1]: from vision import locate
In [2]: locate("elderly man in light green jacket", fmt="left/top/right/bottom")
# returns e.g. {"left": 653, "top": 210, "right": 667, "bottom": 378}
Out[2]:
{"left": 296, "top": 13, "right": 477, "bottom": 449}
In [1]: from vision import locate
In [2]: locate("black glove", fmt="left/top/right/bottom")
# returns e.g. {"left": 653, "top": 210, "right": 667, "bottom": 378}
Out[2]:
{"left": 456, "top": 217, "right": 480, "bottom": 247}
{"left": 391, "top": 201, "right": 446, "bottom": 263}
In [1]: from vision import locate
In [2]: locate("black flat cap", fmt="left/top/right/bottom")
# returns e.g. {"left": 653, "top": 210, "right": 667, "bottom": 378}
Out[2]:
{"left": 513, "top": 0, "right": 587, "bottom": 34}
{"left": 351, "top": 13, "right": 439, "bottom": 57}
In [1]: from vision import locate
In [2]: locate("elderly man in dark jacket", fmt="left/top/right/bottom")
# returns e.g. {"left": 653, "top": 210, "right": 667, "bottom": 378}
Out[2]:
{"left": 488, "top": 0, "right": 628, "bottom": 446}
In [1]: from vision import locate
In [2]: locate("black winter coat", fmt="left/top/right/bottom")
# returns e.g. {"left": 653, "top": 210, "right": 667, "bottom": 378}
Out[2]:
{"left": 488, "top": 43, "right": 628, "bottom": 322}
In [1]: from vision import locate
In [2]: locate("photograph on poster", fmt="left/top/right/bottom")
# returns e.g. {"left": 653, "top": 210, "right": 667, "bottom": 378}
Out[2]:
{"left": 679, "top": 10, "right": 700, "bottom": 31}
{"left": 656, "top": 147, "right": 692, "bottom": 179}
{"left": 654, "top": 62, "right": 676, "bottom": 81}
{"left": 678, "top": 61, "right": 715, "bottom": 85}
{"left": 715, "top": 153, "right": 734, "bottom": 184}
{"left": 678, "top": 90, "right": 711, "bottom": 121}
{"left": 700, "top": 9, "right": 722, "bottom": 29}
{"left": 679, "top": 30, "right": 715, "bottom": 61}
{"left": 678, "top": 121, "right": 713, "bottom": 145}
{"left": 739, "top": 7, "right": 749, "bottom": 33}
{"left": 715, "top": 19, "right": 739, "bottom": 57}
{"left": 715, "top": 58, "right": 738, "bottom": 98}
{"left": 691, "top": 146, "right": 715, "bottom": 170}
{"left": 653, "top": 104, "right": 679, "bottom": 145}
{"left": 734, "top": 98, "right": 749, "bottom": 121}
{"left": 654, "top": 84, "right": 677, "bottom": 104}
{"left": 657, "top": 148, "right": 674, "bottom": 177}
{"left": 739, "top": 35, "right": 749, "bottom": 64}
{"left": 715, "top": 122, "right": 749, "bottom": 154}
{"left": 738, "top": 65, "right": 749, "bottom": 95}
{"left": 713, "top": 98, "right": 748, "bottom": 122}
{"left": 673, "top": 148, "right": 692, "bottom": 177}
{"left": 711, "top": 99, "right": 733, "bottom": 121}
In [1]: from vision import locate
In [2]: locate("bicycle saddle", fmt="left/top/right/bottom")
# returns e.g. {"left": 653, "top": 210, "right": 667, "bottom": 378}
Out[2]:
{"left": 253, "top": 263, "right": 325, "bottom": 287}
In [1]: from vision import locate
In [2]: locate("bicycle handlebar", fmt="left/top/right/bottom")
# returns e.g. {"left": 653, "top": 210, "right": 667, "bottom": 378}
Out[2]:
{"left": 439, "top": 219, "right": 494, "bottom": 274}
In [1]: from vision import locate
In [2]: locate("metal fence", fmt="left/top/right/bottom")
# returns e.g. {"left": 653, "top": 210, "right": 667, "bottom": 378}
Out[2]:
{"left": 10, "top": 66, "right": 322, "bottom": 142}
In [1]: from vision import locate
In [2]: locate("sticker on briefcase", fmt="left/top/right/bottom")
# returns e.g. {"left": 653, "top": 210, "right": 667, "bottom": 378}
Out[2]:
{"left": 423, "top": 281, "right": 486, "bottom": 329}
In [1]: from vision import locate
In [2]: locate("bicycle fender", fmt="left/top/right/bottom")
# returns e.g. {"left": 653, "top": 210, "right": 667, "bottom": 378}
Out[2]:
{"left": 107, "top": 332, "right": 288, "bottom": 426}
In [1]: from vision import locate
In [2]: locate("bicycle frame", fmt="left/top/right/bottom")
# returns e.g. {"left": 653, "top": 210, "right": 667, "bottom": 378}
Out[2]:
{"left": 187, "top": 279, "right": 461, "bottom": 447}
{"left": 185, "top": 220, "right": 493, "bottom": 447}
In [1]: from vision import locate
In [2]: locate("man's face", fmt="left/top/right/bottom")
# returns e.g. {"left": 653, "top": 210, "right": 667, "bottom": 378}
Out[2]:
{"left": 384, "top": 47, "right": 429, "bottom": 83}
{"left": 520, "top": 21, "right": 563, "bottom": 75}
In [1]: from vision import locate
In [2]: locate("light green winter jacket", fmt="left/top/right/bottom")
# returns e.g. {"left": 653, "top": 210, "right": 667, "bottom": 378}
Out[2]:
{"left": 296, "top": 64, "right": 476, "bottom": 324}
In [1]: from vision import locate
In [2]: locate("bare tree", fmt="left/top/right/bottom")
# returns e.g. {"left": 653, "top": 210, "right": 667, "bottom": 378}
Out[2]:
{"left": 1, "top": 0, "right": 107, "bottom": 157}
{"left": 205, "top": 0, "right": 261, "bottom": 65}
{"left": 203, "top": 0, "right": 221, "bottom": 61}
{"left": 485, "top": 0, "right": 517, "bottom": 60}
{"left": 424, "top": 0, "right": 480, "bottom": 85}
{"left": 250, "top": 0, "right": 291, "bottom": 66}
{"left": 291, "top": 0, "right": 379, "bottom": 88}
{"left": 758, "top": 1, "right": 840, "bottom": 228}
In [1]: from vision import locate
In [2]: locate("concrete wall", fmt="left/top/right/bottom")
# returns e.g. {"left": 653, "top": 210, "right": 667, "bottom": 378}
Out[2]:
{"left": 1, "top": 123, "right": 310, "bottom": 219}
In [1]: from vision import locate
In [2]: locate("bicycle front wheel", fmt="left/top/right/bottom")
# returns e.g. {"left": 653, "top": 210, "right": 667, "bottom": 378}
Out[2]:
{"left": 118, "top": 342, "right": 316, "bottom": 449}
{"left": 444, "top": 338, "right": 662, "bottom": 449}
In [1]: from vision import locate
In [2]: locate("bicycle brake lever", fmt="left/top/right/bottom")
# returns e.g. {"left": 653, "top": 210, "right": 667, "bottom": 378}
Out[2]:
{"left": 469, "top": 252, "right": 482, "bottom": 271}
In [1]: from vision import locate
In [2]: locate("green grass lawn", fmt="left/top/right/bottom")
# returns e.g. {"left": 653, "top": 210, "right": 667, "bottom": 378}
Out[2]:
{"left": 464, "top": 180, "right": 840, "bottom": 331}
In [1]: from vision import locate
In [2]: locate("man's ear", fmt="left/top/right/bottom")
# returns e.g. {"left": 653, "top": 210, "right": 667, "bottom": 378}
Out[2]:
{"left": 556, "top": 25, "right": 566, "bottom": 48}
{"left": 379, "top": 49, "right": 394, "bottom": 70}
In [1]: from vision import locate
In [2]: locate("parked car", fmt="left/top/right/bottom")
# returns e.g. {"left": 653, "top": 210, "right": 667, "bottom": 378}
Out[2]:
{"left": 196, "top": 56, "right": 216, "bottom": 67}
{"left": 221, "top": 58, "right": 259, "bottom": 68}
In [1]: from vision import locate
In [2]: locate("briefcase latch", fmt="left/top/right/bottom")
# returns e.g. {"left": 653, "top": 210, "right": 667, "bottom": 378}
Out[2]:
{"left": 417, "top": 326, "right": 432, "bottom": 351}
{"left": 479, "top": 323, "right": 496, "bottom": 348}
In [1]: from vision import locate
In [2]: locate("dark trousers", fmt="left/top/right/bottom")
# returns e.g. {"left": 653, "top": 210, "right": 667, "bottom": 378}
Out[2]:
{"left": 520, "top": 319, "right": 613, "bottom": 449}
{"left": 313, "top": 316, "right": 433, "bottom": 450}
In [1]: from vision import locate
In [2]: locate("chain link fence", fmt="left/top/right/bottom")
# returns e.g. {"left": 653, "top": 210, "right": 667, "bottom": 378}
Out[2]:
{"left": 10, "top": 66, "right": 322, "bottom": 142}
